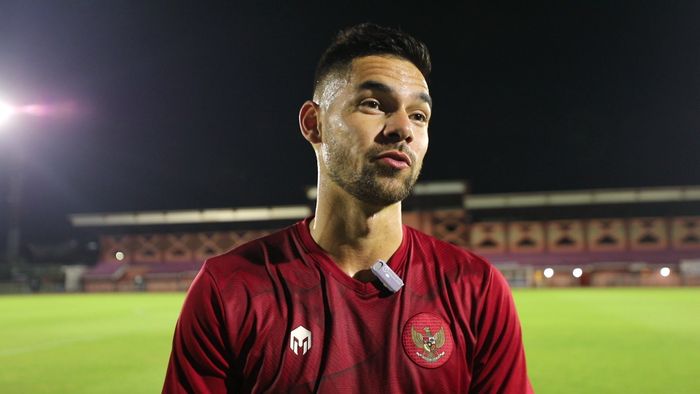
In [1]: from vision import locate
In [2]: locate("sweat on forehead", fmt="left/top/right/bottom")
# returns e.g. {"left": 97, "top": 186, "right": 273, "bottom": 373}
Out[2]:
{"left": 313, "top": 55, "right": 428, "bottom": 106}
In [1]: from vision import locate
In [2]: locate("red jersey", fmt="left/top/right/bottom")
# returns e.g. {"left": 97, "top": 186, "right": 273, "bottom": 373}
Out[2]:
{"left": 164, "top": 218, "right": 533, "bottom": 393}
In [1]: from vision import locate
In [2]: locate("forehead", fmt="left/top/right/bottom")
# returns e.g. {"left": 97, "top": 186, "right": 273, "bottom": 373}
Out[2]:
{"left": 347, "top": 55, "right": 429, "bottom": 94}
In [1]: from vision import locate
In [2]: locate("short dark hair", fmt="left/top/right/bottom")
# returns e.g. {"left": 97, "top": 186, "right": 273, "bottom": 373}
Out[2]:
{"left": 313, "top": 23, "right": 431, "bottom": 95}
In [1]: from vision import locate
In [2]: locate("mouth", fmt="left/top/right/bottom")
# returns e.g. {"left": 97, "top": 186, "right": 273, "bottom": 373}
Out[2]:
{"left": 374, "top": 150, "right": 412, "bottom": 169}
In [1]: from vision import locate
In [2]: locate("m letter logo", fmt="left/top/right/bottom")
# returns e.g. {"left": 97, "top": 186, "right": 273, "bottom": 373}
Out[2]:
{"left": 290, "top": 325, "right": 312, "bottom": 355}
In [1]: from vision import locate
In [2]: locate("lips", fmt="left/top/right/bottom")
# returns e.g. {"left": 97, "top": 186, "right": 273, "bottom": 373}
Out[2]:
{"left": 374, "top": 150, "right": 412, "bottom": 166}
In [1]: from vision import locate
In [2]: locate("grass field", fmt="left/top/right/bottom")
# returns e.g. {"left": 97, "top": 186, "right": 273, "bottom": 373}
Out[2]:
{"left": 0, "top": 288, "right": 699, "bottom": 393}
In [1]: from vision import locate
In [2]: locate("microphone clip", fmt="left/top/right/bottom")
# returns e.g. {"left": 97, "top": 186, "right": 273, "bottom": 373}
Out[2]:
{"left": 371, "top": 260, "right": 404, "bottom": 293}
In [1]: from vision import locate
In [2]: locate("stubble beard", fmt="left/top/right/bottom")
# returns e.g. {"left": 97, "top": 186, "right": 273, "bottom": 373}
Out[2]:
{"left": 324, "top": 139, "right": 422, "bottom": 207}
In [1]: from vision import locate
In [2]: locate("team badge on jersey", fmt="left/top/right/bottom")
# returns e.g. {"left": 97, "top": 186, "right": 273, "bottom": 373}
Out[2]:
{"left": 290, "top": 325, "right": 312, "bottom": 355}
{"left": 402, "top": 313, "right": 454, "bottom": 368}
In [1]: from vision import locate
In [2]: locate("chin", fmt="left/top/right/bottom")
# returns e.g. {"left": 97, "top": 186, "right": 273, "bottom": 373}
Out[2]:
{"left": 364, "top": 177, "right": 416, "bottom": 206}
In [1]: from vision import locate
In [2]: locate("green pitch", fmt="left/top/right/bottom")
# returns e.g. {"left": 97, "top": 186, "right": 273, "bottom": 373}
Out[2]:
{"left": 0, "top": 289, "right": 698, "bottom": 393}
{"left": 516, "top": 288, "right": 700, "bottom": 393}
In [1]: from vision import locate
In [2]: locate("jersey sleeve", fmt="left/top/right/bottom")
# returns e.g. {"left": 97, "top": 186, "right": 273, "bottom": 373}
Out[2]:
{"left": 470, "top": 266, "right": 534, "bottom": 394}
{"left": 163, "top": 266, "right": 232, "bottom": 393}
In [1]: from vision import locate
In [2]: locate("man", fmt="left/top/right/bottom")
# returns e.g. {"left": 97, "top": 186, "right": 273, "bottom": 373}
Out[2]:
{"left": 164, "top": 23, "right": 533, "bottom": 393}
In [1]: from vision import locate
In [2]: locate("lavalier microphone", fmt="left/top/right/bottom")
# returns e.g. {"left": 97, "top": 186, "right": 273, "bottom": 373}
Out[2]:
{"left": 371, "top": 260, "right": 404, "bottom": 293}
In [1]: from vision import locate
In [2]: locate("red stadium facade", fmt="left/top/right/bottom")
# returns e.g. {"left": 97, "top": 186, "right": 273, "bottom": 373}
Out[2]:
{"left": 72, "top": 182, "right": 700, "bottom": 291}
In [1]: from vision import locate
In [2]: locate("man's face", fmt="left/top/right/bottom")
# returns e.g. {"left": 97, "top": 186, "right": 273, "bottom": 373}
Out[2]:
{"left": 317, "top": 55, "right": 432, "bottom": 206}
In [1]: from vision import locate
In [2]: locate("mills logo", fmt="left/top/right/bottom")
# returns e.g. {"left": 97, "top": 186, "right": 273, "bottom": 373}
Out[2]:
{"left": 289, "top": 325, "right": 312, "bottom": 356}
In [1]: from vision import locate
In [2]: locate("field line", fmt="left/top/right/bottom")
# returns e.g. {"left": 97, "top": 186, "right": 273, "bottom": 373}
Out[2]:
{"left": 0, "top": 333, "right": 114, "bottom": 357}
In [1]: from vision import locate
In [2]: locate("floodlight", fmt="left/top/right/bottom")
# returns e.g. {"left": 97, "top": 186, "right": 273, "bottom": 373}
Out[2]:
{"left": 572, "top": 267, "right": 583, "bottom": 278}
{"left": 0, "top": 102, "right": 15, "bottom": 124}
{"left": 543, "top": 267, "right": 554, "bottom": 278}
{"left": 660, "top": 267, "right": 671, "bottom": 277}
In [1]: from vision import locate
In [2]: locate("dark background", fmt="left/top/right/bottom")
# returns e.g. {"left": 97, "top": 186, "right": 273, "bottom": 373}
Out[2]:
{"left": 0, "top": 2, "right": 698, "bottom": 243}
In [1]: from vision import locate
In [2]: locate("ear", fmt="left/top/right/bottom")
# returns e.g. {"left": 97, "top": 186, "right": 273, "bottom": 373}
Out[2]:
{"left": 299, "top": 100, "right": 322, "bottom": 144}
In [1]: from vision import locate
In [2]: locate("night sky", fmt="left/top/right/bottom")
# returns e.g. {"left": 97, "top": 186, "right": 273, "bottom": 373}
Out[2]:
{"left": 0, "top": 2, "right": 699, "bottom": 242}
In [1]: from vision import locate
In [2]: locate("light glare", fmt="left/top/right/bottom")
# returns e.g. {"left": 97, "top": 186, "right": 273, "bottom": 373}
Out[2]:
{"left": 572, "top": 267, "right": 583, "bottom": 278}
{"left": 0, "top": 100, "right": 78, "bottom": 125}
{"left": 115, "top": 251, "right": 125, "bottom": 261}
{"left": 543, "top": 268, "right": 554, "bottom": 278}
{"left": 660, "top": 267, "right": 671, "bottom": 277}
{"left": 0, "top": 103, "right": 15, "bottom": 124}
{"left": 22, "top": 104, "right": 48, "bottom": 116}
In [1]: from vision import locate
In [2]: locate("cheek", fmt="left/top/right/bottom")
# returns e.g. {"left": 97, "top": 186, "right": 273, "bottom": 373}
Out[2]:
{"left": 320, "top": 142, "right": 332, "bottom": 166}
{"left": 321, "top": 128, "right": 358, "bottom": 167}
{"left": 328, "top": 116, "right": 372, "bottom": 152}
{"left": 345, "top": 112, "right": 385, "bottom": 143}
{"left": 415, "top": 132, "right": 429, "bottom": 159}
{"left": 327, "top": 114, "right": 346, "bottom": 134}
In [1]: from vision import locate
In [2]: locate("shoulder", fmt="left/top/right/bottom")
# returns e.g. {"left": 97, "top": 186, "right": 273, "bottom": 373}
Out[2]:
{"left": 405, "top": 226, "right": 503, "bottom": 293}
{"left": 201, "top": 223, "right": 300, "bottom": 284}
{"left": 406, "top": 226, "right": 494, "bottom": 274}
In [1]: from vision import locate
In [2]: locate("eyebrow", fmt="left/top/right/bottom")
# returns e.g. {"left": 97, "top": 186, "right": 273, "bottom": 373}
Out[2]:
{"left": 357, "top": 80, "right": 433, "bottom": 108}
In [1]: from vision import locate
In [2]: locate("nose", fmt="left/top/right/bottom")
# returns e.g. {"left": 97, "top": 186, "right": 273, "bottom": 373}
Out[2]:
{"left": 383, "top": 110, "right": 414, "bottom": 143}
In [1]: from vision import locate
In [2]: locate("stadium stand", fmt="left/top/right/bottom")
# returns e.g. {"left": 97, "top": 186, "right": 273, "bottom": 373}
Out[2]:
{"left": 69, "top": 183, "right": 700, "bottom": 291}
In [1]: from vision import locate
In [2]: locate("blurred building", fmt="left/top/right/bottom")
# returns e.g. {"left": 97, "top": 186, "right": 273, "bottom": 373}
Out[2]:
{"left": 465, "top": 186, "right": 700, "bottom": 287}
{"left": 70, "top": 182, "right": 700, "bottom": 291}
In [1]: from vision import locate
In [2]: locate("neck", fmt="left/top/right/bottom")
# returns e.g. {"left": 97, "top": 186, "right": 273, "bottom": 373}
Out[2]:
{"left": 309, "top": 181, "right": 404, "bottom": 280}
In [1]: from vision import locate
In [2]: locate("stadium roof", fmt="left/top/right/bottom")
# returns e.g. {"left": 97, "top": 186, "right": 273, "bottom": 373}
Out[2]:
{"left": 69, "top": 206, "right": 312, "bottom": 227}
{"left": 68, "top": 183, "right": 700, "bottom": 227}
{"left": 466, "top": 185, "right": 700, "bottom": 210}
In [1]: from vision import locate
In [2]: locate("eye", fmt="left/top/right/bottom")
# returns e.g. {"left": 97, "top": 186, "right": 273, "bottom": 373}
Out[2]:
{"left": 410, "top": 112, "right": 428, "bottom": 123}
{"left": 359, "top": 98, "right": 381, "bottom": 110}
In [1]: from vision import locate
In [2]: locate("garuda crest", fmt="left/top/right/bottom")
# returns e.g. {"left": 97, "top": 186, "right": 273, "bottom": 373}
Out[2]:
{"left": 411, "top": 325, "right": 446, "bottom": 362}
